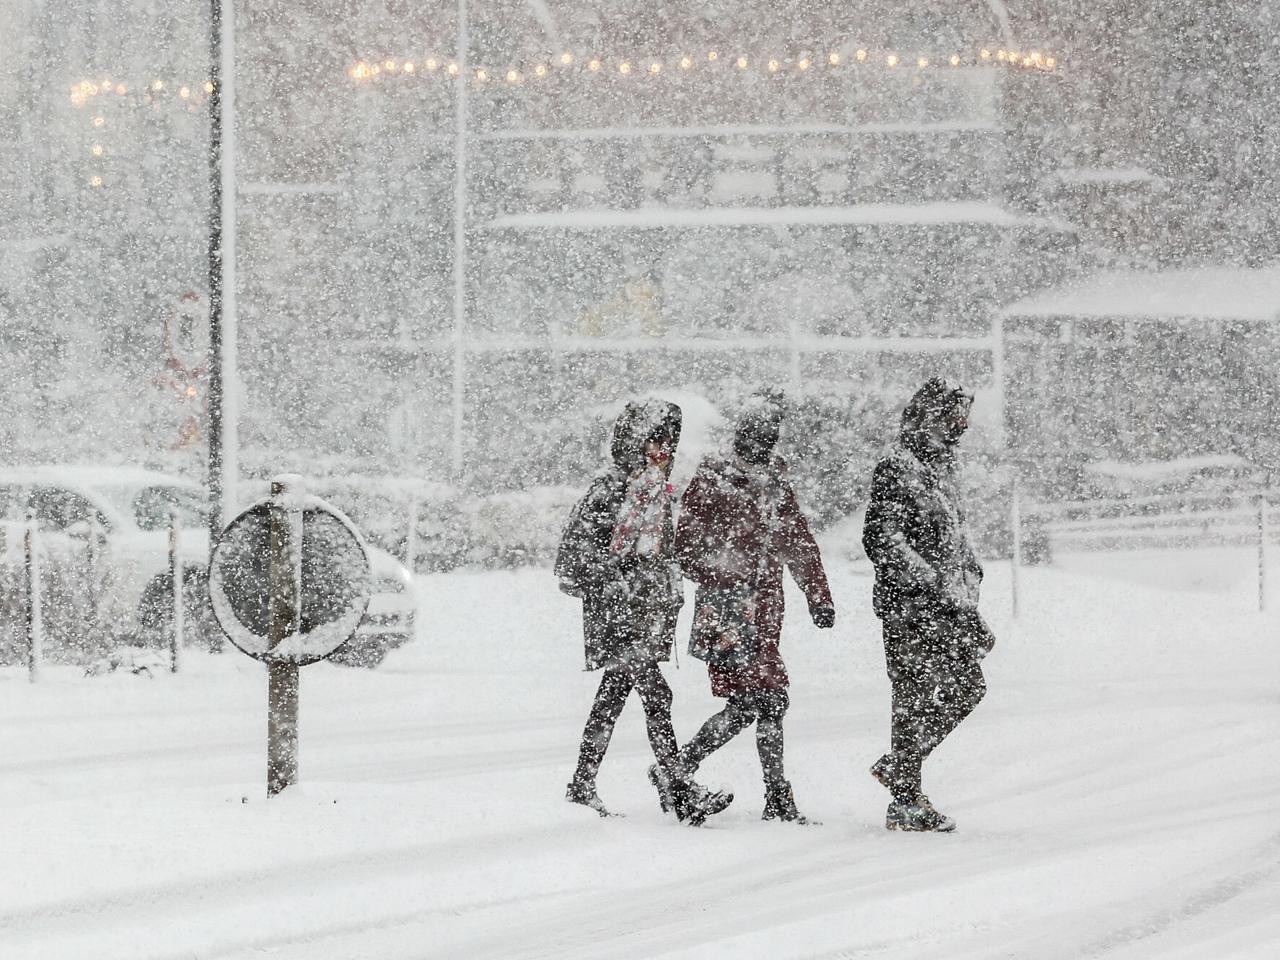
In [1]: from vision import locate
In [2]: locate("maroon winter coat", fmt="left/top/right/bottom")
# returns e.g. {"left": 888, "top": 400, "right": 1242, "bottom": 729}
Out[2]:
{"left": 676, "top": 455, "right": 833, "bottom": 697}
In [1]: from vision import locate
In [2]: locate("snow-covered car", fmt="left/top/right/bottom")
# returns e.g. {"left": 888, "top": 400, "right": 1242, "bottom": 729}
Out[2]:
{"left": 0, "top": 467, "right": 416, "bottom": 667}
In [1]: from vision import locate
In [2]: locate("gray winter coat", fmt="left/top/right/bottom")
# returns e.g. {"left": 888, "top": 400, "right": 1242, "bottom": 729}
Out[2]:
{"left": 862, "top": 379, "right": 984, "bottom": 626}
{"left": 555, "top": 400, "right": 685, "bottom": 671}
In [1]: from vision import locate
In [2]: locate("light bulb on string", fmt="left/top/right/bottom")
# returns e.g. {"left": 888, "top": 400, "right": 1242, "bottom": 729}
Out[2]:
{"left": 535, "top": 63, "right": 547, "bottom": 77}
{"left": 917, "top": 57, "right": 928, "bottom": 68}
{"left": 798, "top": 57, "right": 810, "bottom": 71}
{"left": 887, "top": 54, "right": 899, "bottom": 67}
{"left": 950, "top": 54, "right": 961, "bottom": 66}
{"left": 649, "top": 62, "right": 662, "bottom": 75}
{"left": 680, "top": 56, "right": 693, "bottom": 69}
{"left": 767, "top": 59, "right": 780, "bottom": 73}
{"left": 404, "top": 61, "right": 415, "bottom": 73}
{"left": 829, "top": 51, "right": 841, "bottom": 65}
{"left": 736, "top": 56, "right": 748, "bottom": 69}
{"left": 856, "top": 49, "right": 867, "bottom": 62}
{"left": 561, "top": 52, "right": 574, "bottom": 65}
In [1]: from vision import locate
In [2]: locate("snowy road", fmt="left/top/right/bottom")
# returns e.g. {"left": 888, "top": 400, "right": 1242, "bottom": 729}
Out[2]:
{"left": 2, "top": 549, "right": 1278, "bottom": 959}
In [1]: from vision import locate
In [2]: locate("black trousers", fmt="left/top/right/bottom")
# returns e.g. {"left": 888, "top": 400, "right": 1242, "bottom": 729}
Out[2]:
{"left": 883, "top": 616, "right": 987, "bottom": 800}
{"left": 677, "top": 687, "right": 791, "bottom": 788}
{"left": 572, "top": 661, "right": 679, "bottom": 785}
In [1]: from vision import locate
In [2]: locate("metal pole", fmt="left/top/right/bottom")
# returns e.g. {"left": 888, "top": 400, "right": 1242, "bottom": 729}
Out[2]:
{"left": 24, "top": 517, "right": 41, "bottom": 683}
{"left": 1258, "top": 478, "right": 1268, "bottom": 613}
{"left": 449, "top": 0, "right": 469, "bottom": 479}
{"left": 266, "top": 480, "right": 301, "bottom": 796}
{"left": 405, "top": 496, "right": 419, "bottom": 571}
{"left": 992, "top": 314, "right": 1007, "bottom": 449}
{"left": 207, "top": 0, "right": 238, "bottom": 588}
{"left": 1010, "top": 474, "right": 1022, "bottom": 620}
{"left": 169, "top": 512, "right": 184, "bottom": 673}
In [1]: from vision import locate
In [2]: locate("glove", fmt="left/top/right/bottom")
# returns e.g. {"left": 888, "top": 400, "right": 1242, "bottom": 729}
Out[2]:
{"left": 810, "top": 603, "right": 835, "bottom": 629}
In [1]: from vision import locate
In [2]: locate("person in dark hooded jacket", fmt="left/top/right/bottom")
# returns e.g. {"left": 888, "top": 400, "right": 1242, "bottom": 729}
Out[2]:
{"left": 556, "top": 399, "right": 731, "bottom": 823}
{"left": 862, "top": 377, "right": 995, "bottom": 832}
{"left": 671, "top": 391, "right": 835, "bottom": 825}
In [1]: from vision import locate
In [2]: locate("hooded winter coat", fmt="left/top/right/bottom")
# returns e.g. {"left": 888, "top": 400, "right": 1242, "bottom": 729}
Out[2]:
{"left": 862, "top": 378, "right": 984, "bottom": 625}
{"left": 676, "top": 454, "right": 833, "bottom": 697}
{"left": 555, "top": 400, "right": 685, "bottom": 671}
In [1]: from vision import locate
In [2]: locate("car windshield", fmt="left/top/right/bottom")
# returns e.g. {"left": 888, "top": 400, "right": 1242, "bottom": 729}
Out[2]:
{"left": 94, "top": 483, "right": 211, "bottom": 532}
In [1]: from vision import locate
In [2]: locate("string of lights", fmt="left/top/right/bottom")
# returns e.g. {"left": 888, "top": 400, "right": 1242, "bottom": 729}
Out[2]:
{"left": 348, "top": 46, "right": 1058, "bottom": 83}
{"left": 67, "top": 44, "right": 1057, "bottom": 189}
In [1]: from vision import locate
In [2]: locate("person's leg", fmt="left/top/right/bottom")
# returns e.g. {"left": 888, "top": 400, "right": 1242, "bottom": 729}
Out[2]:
{"left": 754, "top": 688, "right": 790, "bottom": 788}
{"left": 675, "top": 689, "right": 758, "bottom": 778}
{"left": 874, "top": 620, "right": 939, "bottom": 802}
{"left": 755, "top": 687, "right": 817, "bottom": 824}
{"left": 632, "top": 662, "right": 679, "bottom": 772}
{"left": 919, "top": 652, "right": 986, "bottom": 759}
{"left": 570, "top": 666, "right": 634, "bottom": 789}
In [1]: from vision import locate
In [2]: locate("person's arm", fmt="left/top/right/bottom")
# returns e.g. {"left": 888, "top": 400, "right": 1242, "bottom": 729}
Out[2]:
{"left": 778, "top": 483, "right": 835, "bottom": 628}
{"left": 555, "top": 476, "right": 625, "bottom": 597}
{"left": 861, "top": 458, "right": 938, "bottom": 591}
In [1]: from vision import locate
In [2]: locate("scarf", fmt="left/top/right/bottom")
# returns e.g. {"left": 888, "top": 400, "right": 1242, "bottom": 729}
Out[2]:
{"left": 611, "top": 464, "right": 672, "bottom": 559}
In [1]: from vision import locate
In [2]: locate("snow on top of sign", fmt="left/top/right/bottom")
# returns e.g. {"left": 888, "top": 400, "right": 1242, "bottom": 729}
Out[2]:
{"left": 1001, "top": 264, "right": 1280, "bottom": 323}
{"left": 487, "top": 202, "right": 1046, "bottom": 231}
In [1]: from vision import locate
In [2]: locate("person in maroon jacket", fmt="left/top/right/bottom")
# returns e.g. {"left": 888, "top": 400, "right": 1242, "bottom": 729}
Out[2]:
{"left": 671, "top": 392, "right": 836, "bottom": 824}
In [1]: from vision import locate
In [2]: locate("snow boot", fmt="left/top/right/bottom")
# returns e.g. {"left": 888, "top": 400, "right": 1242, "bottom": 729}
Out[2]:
{"left": 870, "top": 754, "right": 895, "bottom": 792}
{"left": 762, "top": 780, "right": 820, "bottom": 826}
{"left": 648, "top": 764, "right": 732, "bottom": 825}
{"left": 565, "top": 779, "right": 616, "bottom": 818}
{"left": 885, "top": 795, "right": 956, "bottom": 833}
{"left": 679, "top": 782, "right": 734, "bottom": 826}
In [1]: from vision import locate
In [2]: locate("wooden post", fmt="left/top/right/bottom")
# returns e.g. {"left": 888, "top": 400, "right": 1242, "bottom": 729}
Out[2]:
{"left": 1010, "top": 475, "right": 1022, "bottom": 620}
{"left": 169, "top": 512, "right": 184, "bottom": 673}
{"left": 266, "top": 480, "right": 301, "bottom": 797}
{"left": 24, "top": 517, "right": 41, "bottom": 683}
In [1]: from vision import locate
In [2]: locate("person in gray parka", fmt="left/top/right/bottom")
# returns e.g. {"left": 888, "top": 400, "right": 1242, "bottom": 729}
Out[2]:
{"left": 556, "top": 399, "right": 731, "bottom": 823}
{"left": 862, "top": 378, "right": 996, "bottom": 833}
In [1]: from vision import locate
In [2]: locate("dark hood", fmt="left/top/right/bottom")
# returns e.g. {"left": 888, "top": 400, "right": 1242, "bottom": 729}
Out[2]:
{"left": 609, "top": 399, "right": 683, "bottom": 472}
{"left": 733, "top": 389, "right": 786, "bottom": 465}
{"left": 899, "top": 377, "right": 974, "bottom": 458}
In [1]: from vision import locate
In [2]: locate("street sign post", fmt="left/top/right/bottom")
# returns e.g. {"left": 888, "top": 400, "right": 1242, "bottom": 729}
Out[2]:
{"left": 208, "top": 475, "right": 371, "bottom": 795}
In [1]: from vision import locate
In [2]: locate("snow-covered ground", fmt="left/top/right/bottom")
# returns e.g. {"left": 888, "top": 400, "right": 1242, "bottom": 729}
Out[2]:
{"left": 3, "top": 546, "right": 1279, "bottom": 959}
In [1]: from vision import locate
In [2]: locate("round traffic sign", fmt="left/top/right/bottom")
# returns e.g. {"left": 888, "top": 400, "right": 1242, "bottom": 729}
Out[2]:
{"left": 209, "top": 492, "right": 371, "bottom": 664}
